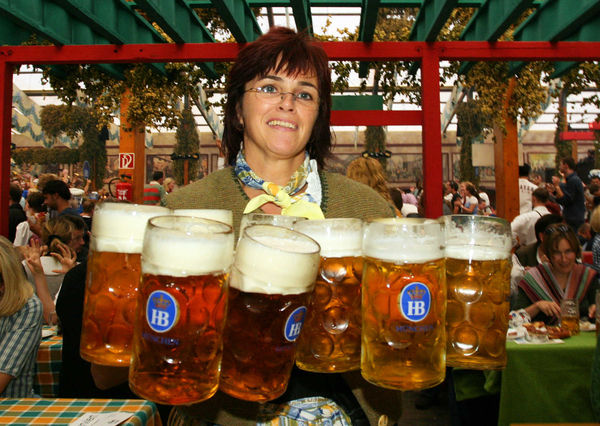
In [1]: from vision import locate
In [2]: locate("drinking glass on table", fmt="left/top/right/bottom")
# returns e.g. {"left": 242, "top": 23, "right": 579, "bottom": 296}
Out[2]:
{"left": 172, "top": 209, "right": 233, "bottom": 226}
{"left": 560, "top": 299, "right": 580, "bottom": 336}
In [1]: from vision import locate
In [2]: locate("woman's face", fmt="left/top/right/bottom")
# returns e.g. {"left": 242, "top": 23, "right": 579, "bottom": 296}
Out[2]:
{"left": 550, "top": 237, "right": 577, "bottom": 275}
{"left": 238, "top": 69, "right": 319, "bottom": 167}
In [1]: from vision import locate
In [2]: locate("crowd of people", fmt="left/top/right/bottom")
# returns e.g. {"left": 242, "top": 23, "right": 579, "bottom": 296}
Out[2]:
{"left": 2, "top": 25, "right": 600, "bottom": 426}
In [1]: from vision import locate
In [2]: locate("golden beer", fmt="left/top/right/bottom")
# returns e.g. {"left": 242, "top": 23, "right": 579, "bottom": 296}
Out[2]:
{"left": 560, "top": 299, "right": 580, "bottom": 336}
{"left": 561, "top": 315, "right": 580, "bottom": 335}
{"left": 129, "top": 216, "right": 234, "bottom": 405}
{"left": 444, "top": 215, "right": 512, "bottom": 370}
{"left": 80, "top": 203, "right": 170, "bottom": 366}
{"left": 294, "top": 218, "right": 363, "bottom": 373}
{"left": 219, "top": 225, "right": 320, "bottom": 402}
{"left": 361, "top": 218, "right": 446, "bottom": 391}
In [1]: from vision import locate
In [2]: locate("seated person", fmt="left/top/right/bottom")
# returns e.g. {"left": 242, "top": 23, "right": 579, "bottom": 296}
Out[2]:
{"left": 0, "top": 236, "right": 43, "bottom": 397}
{"left": 513, "top": 223, "right": 598, "bottom": 324}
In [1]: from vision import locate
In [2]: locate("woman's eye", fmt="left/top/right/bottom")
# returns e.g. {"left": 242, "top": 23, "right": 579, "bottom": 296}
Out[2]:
{"left": 259, "top": 85, "right": 278, "bottom": 94}
{"left": 296, "top": 91, "right": 314, "bottom": 101}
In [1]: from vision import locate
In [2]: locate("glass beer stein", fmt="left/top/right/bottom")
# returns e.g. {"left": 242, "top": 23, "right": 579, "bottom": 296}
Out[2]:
{"left": 361, "top": 218, "right": 446, "bottom": 391}
{"left": 294, "top": 218, "right": 364, "bottom": 373}
{"left": 129, "top": 216, "right": 234, "bottom": 405}
{"left": 173, "top": 209, "right": 233, "bottom": 227}
{"left": 80, "top": 202, "right": 170, "bottom": 366}
{"left": 444, "top": 215, "right": 512, "bottom": 370}
{"left": 219, "top": 224, "right": 320, "bottom": 402}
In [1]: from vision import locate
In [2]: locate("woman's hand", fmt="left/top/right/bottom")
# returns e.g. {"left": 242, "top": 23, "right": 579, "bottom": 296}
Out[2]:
{"left": 21, "top": 241, "right": 46, "bottom": 276}
{"left": 50, "top": 242, "right": 77, "bottom": 274}
{"left": 535, "top": 300, "right": 561, "bottom": 318}
{"left": 588, "top": 304, "right": 596, "bottom": 319}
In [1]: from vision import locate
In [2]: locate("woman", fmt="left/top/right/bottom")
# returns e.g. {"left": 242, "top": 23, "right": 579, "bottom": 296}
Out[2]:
{"left": 0, "top": 236, "right": 43, "bottom": 397}
{"left": 514, "top": 223, "right": 598, "bottom": 323}
{"left": 163, "top": 177, "right": 176, "bottom": 194}
{"left": 346, "top": 156, "right": 399, "bottom": 216}
{"left": 167, "top": 27, "right": 397, "bottom": 425}
{"left": 455, "top": 181, "right": 480, "bottom": 214}
{"left": 22, "top": 216, "right": 77, "bottom": 323}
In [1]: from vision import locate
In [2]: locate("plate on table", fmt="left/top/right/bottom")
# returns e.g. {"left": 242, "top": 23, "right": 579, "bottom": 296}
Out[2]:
{"left": 41, "top": 327, "right": 56, "bottom": 338}
{"left": 507, "top": 327, "right": 525, "bottom": 340}
{"left": 580, "top": 321, "right": 596, "bottom": 332}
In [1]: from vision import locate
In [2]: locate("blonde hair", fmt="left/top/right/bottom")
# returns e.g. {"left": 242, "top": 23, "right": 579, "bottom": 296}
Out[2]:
{"left": 163, "top": 177, "right": 176, "bottom": 192}
{"left": 41, "top": 217, "right": 73, "bottom": 254}
{"left": 591, "top": 205, "right": 600, "bottom": 233}
{"left": 0, "top": 236, "right": 34, "bottom": 316}
{"left": 346, "top": 157, "right": 393, "bottom": 203}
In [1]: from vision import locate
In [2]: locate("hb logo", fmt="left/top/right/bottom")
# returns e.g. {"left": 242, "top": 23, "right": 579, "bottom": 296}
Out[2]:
{"left": 146, "top": 290, "right": 179, "bottom": 333}
{"left": 399, "top": 282, "right": 431, "bottom": 323}
{"left": 284, "top": 306, "right": 307, "bottom": 342}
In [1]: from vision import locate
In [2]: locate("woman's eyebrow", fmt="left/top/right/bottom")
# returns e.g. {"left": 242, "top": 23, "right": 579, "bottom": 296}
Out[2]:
{"left": 260, "top": 75, "right": 317, "bottom": 89}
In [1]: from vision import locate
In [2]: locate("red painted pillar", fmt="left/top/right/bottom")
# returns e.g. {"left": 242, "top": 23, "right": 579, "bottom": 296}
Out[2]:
{"left": 421, "top": 47, "right": 443, "bottom": 218}
{"left": 0, "top": 61, "right": 13, "bottom": 238}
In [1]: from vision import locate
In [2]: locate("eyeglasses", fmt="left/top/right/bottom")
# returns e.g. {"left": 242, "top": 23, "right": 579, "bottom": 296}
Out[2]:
{"left": 544, "top": 224, "right": 571, "bottom": 235}
{"left": 245, "top": 85, "right": 319, "bottom": 109}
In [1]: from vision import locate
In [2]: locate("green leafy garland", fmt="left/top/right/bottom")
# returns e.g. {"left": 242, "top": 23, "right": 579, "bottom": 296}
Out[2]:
{"left": 173, "top": 103, "right": 200, "bottom": 185}
{"left": 456, "top": 100, "right": 491, "bottom": 186}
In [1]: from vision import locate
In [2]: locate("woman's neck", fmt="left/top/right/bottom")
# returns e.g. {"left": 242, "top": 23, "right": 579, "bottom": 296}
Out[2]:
{"left": 244, "top": 149, "right": 305, "bottom": 186}
{"left": 552, "top": 268, "right": 570, "bottom": 290}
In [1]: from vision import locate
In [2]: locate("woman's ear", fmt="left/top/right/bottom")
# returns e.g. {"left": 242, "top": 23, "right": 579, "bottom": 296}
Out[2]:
{"left": 236, "top": 103, "right": 244, "bottom": 129}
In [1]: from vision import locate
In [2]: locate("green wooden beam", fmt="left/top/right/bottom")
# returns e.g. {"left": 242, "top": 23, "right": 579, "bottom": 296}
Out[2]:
{"left": 0, "top": 15, "right": 35, "bottom": 45}
{"left": 134, "top": 0, "right": 218, "bottom": 77}
{"left": 550, "top": 62, "right": 578, "bottom": 79}
{"left": 358, "top": 0, "right": 381, "bottom": 78}
{"left": 187, "top": 0, "right": 543, "bottom": 6}
{"left": 409, "top": 0, "right": 459, "bottom": 42}
{"left": 458, "top": 0, "right": 533, "bottom": 75}
{"left": 210, "top": 0, "right": 261, "bottom": 43}
{"left": 332, "top": 95, "right": 383, "bottom": 111}
{"left": 509, "top": 0, "right": 600, "bottom": 76}
{"left": 289, "top": 0, "right": 313, "bottom": 35}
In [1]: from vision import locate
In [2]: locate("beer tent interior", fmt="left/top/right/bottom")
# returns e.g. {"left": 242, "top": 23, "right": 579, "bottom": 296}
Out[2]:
{"left": 2, "top": 0, "right": 600, "bottom": 236}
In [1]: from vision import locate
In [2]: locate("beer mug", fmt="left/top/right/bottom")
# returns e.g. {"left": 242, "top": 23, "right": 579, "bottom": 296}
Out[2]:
{"left": 220, "top": 224, "right": 320, "bottom": 402}
{"left": 444, "top": 215, "right": 512, "bottom": 370}
{"left": 80, "top": 202, "right": 170, "bottom": 366}
{"left": 560, "top": 299, "right": 580, "bottom": 335}
{"left": 239, "top": 213, "right": 306, "bottom": 238}
{"left": 129, "top": 216, "right": 234, "bottom": 405}
{"left": 361, "top": 218, "right": 446, "bottom": 391}
{"left": 294, "top": 218, "right": 363, "bottom": 373}
{"left": 173, "top": 209, "right": 233, "bottom": 226}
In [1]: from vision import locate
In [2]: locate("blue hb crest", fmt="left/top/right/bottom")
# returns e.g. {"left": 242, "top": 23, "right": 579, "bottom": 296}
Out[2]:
{"left": 399, "top": 282, "right": 431, "bottom": 322}
{"left": 146, "top": 290, "right": 179, "bottom": 333}
{"left": 284, "top": 306, "right": 306, "bottom": 342}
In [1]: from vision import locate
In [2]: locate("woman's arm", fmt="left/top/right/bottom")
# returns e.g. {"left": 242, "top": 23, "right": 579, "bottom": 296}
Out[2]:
{"left": 0, "top": 372, "right": 13, "bottom": 394}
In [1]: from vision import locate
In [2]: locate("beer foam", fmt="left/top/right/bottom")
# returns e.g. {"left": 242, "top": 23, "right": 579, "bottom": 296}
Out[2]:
{"left": 294, "top": 219, "right": 362, "bottom": 258}
{"left": 173, "top": 209, "right": 233, "bottom": 226}
{"left": 91, "top": 203, "right": 171, "bottom": 253}
{"left": 142, "top": 218, "right": 234, "bottom": 276}
{"left": 232, "top": 226, "right": 320, "bottom": 295}
{"left": 363, "top": 218, "right": 444, "bottom": 263}
{"left": 444, "top": 245, "right": 510, "bottom": 261}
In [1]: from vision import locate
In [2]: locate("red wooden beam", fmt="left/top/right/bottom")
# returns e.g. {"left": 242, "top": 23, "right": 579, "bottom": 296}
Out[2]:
{"left": 589, "top": 122, "right": 600, "bottom": 130}
{"left": 560, "top": 131, "right": 595, "bottom": 141}
{"left": 1, "top": 41, "right": 600, "bottom": 64}
{"left": 330, "top": 110, "right": 422, "bottom": 126}
{"left": 420, "top": 47, "right": 443, "bottom": 219}
{"left": 0, "top": 62, "right": 13, "bottom": 238}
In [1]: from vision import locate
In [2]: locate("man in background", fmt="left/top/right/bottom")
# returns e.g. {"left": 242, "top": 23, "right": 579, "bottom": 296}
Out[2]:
{"left": 42, "top": 180, "right": 80, "bottom": 217}
{"left": 551, "top": 156, "right": 586, "bottom": 233}
{"left": 143, "top": 171, "right": 166, "bottom": 206}
{"left": 8, "top": 183, "right": 27, "bottom": 242}
{"left": 519, "top": 164, "right": 538, "bottom": 214}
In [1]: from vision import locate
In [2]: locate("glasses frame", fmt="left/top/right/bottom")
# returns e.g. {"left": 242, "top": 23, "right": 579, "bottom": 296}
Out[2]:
{"left": 245, "top": 87, "right": 319, "bottom": 109}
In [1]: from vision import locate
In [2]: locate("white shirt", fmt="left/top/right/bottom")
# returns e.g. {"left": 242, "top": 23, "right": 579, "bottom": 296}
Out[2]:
{"left": 511, "top": 205, "right": 550, "bottom": 247}
{"left": 519, "top": 178, "right": 538, "bottom": 214}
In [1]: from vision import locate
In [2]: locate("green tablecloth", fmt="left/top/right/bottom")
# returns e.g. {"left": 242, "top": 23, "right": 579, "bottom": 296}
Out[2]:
{"left": 498, "top": 332, "right": 597, "bottom": 426}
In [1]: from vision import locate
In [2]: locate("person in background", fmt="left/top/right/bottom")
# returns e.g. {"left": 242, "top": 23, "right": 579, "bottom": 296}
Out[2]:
{"left": 590, "top": 206, "right": 600, "bottom": 268}
{"left": 513, "top": 223, "right": 598, "bottom": 324}
{"left": 163, "top": 177, "right": 176, "bottom": 194}
{"left": 578, "top": 222, "right": 593, "bottom": 251}
{"left": 143, "top": 171, "right": 166, "bottom": 206}
{"left": 167, "top": 26, "right": 398, "bottom": 425}
{"left": 511, "top": 187, "right": 551, "bottom": 248}
{"left": 549, "top": 156, "right": 586, "bottom": 233}
{"left": 8, "top": 183, "right": 27, "bottom": 243}
{"left": 346, "top": 156, "right": 399, "bottom": 216}
{"left": 455, "top": 182, "right": 480, "bottom": 214}
{"left": 519, "top": 164, "right": 538, "bottom": 214}
{"left": 0, "top": 236, "right": 43, "bottom": 397}
{"left": 80, "top": 198, "right": 95, "bottom": 233}
{"left": 444, "top": 180, "right": 459, "bottom": 204}
{"left": 42, "top": 180, "right": 80, "bottom": 217}
{"left": 13, "top": 191, "right": 46, "bottom": 247}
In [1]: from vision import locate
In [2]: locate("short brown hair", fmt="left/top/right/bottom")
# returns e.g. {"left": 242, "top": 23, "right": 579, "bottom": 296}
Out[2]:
{"left": 542, "top": 223, "right": 581, "bottom": 260}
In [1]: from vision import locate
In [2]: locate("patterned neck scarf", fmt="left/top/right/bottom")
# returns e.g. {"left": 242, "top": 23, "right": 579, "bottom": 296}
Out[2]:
{"left": 234, "top": 150, "right": 325, "bottom": 219}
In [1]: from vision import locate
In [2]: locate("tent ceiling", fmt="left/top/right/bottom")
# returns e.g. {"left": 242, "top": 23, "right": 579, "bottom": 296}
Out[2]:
{"left": 0, "top": 0, "right": 597, "bottom": 81}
